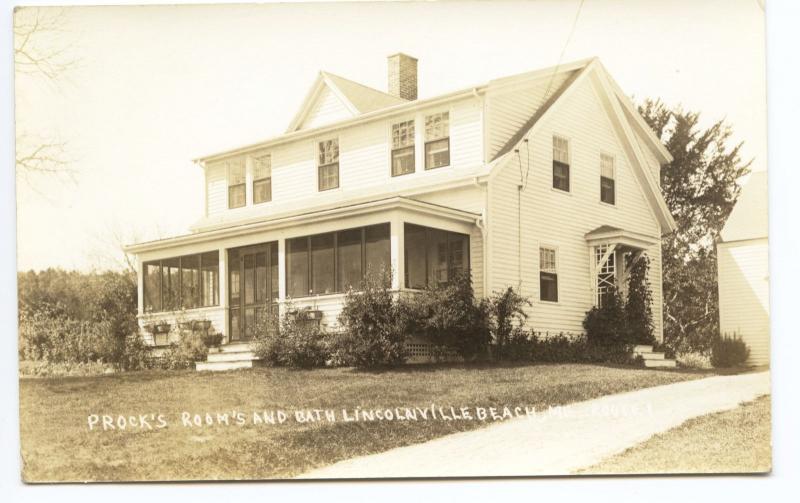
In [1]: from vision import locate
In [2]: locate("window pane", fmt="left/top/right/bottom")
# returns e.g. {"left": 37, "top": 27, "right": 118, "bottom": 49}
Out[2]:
{"left": 318, "top": 163, "right": 339, "bottom": 191}
{"left": 365, "top": 223, "right": 391, "bottom": 279}
{"left": 201, "top": 252, "right": 219, "bottom": 307}
{"left": 229, "top": 250, "right": 240, "bottom": 306}
{"left": 600, "top": 153, "right": 614, "bottom": 179}
{"left": 253, "top": 178, "right": 271, "bottom": 204}
{"left": 553, "top": 136, "right": 569, "bottom": 164}
{"left": 311, "top": 233, "right": 335, "bottom": 295}
{"left": 448, "top": 233, "right": 469, "bottom": 279}
{"left": 540, "top": 272, "right": 558, "bottom": 302}
{"left": 269, "top": 243, "right": 279, "bottom": 301}
{"left": 162, "top": 257, "right": 181, "bottom": 310}
{"left": 229, "top": 184, "right": 246, "bottom": 208}
{"left": 404, "top": 224, "right": 427, "bottom": 289}
{"left": 228, "top": 159, "right": 246, "bottom": 184}
{"left": 427, "top": 228, "right": 449, "bottom": 286}
{"left": 181, "top": 255, "right": 200, "bottom": 309}
{"left": 392, "top": 146, "right": 415, "bottom": 176}
{"left": 425, "top": 112, "right": 449, "bottom": 141}
{"left": 337, "top": 228, "right": 362, "bottom": 291}
{"left": 253, "top": 154, "right": 271, "bottom": 180}
{"left": 287, "top": 238, "right": 309, "bottom": 298}
{"left": 318, "top": 139, "right": 339, "bottom": 165}
{"left": 425, "top": 138, "right": 450, "bottom": 170}
{"left": 392, "top": 120, "right": 415, "bottom": 148}
{"left": 601, "top": 177, "right": 615, "bottom": 204}
{"left": 553, "top": 161, "right": 570, "bottom": 191}
{"left": 144, "top": 262, "right": 161, "bottom": 312}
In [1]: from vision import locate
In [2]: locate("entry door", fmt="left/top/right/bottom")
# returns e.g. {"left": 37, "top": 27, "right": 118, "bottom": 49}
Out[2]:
{"left": 229, "top": 243, "right": 279, "bottom": 343}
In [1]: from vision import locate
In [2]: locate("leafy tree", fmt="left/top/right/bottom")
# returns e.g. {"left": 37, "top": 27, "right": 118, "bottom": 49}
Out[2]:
{"left": 487, "top": 287, "right": 531, "bottom": 359}
{"left": 624, "top": 254, "right": 655, "bottom": 345}
{"left": 638, "top": 99, "right": 751, "bottom": 353}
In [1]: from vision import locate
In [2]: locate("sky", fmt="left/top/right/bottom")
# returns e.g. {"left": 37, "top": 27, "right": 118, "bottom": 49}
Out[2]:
{"left": 14, "top": 0, "right": 767, "bottom": 272}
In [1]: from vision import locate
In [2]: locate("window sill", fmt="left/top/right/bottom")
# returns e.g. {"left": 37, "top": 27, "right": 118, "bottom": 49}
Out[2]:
{"left": 550, "top": 187, "right": 572, "bottom": 196}
{"left": 538, "top": 299, "right": 561, "bottom": 305}
{"left": 599, "top": 200, "right": 617, "bottom": 209}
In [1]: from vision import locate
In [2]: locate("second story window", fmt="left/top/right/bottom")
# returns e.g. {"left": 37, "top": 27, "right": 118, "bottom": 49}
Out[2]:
{"left": 318, "top": 138, "right": 339, "bottom": 191}
{"left": 552, "top": 136, "right": 570, "bottom": 192}
{"left": 227, "top": 158, "right": 246, "bottom": 209}
{"left": 425, "top": 111, "right": 450, "bottom": 170}
{"left": 253, "top": 154, "right": 272, "bottom": 204}
{"left": 391, "top": 120, "right": 415, "bottom": 176}
{"left": 600, "top": 153, "right": 616, "bottom": 205}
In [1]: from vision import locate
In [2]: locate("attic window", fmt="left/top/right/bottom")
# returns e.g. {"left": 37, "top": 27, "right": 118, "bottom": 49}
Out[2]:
{"left": 318, "top": 138, "right": 339, "bottom": 191}
{"left": 391, "top": 120, "right": 415, "bottom": 176}
{"left": 253, "top": 154, "right": 272, "bottom": 204}
{"left": 227, "top": 158, "right": 246, "bottom": 209}
{"left": 425, "top": 112, "right": 450, "bottom": 170}
{"left": 552, "top": 136, "right": 570, "bottom": 192}
{"left": 600, "top": 153, "right": 615, "bottom": 205}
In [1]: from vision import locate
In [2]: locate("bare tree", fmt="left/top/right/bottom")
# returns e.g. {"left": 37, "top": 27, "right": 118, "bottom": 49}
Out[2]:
{"left": 14, "top": 7, "right": 79, "bottom": 185}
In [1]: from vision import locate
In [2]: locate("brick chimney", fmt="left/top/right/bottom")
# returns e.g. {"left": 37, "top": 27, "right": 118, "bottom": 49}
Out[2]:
{"left": 387, "top": 53, "right": 418, "bottom": 101}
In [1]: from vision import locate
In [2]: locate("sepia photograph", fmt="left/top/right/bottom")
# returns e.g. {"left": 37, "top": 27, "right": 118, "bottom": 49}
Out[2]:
{"left": 10, "top": 0, "right": 779, "bottom": 486}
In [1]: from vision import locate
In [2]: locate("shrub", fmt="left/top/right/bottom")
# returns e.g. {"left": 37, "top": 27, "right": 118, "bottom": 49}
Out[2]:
{"left": 332, "top": 269, "right": 407, "bottom": 367}
{"left": 676, "top": 351, "right": 712, "bottom": 369}
{"left": 488, "top": 287, "right": 531, "bottom": 360}
{"left": 202, "top": 332, "right": 224, "bottom": 348}
{"left": 401, "top": 272, "right": 491, "bottom": 360}
{"left": 161, "top": 325, "right": 208, "bottom": 370}
{"left": 18, "top": 309, "right": 119, "bottom": 364}
{"left": 710, "top": 334, "right": 750, "bottom": 368}
{"left": 624, "top": 255, "right": 656, "bottom": 345}
{"left": 497, "top": 327, "right": 536, "bottom": 361}
{"left": 531, "top": 332, "right": 588, "bottom": 363}
{"left": 252, "top": 306, "right": 329, "bottom": 369}
{"left": 583, "top": 286, "right": 630, "bottom": 348}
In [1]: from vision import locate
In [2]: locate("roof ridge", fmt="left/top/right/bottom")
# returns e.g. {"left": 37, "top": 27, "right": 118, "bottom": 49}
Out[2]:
{"left": 321, "top": 70, "right": 403, "bottom": 101}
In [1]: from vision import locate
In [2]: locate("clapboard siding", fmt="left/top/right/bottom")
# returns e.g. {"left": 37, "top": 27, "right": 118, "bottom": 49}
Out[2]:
{"left": 486, "top": 71, "right": 574, "bottom": 161}
{"left": 717, "top": 240, "right": 770, "bottom": 366}
{"left": 204, "top": 97, "right": 483, "bottom": 219}
{"left": 300, "top": 86, "right": 355, "bottom": 130}
{"left": 205, "top": 163, "right": 227, "bottom": 216}
{"left": 488, "top": 76, "right": 663, "bottom": 339}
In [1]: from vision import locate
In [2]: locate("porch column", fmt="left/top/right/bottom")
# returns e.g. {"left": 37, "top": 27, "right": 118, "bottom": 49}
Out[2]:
{"left": 390, "top": 215, "right": 405, "bottom": 291}
{"left": 278, "top": 238, "right": 287, "bottom": 315}
{"left": 218, "top": 246, "right": 228, "bottom": 342}
{"left": 136, "top": 258, "right": 144, "bottom": 317}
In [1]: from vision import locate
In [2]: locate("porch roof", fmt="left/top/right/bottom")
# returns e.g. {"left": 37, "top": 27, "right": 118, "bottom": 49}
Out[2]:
{"left": 584, "top": 225, "right": 660, "bottom": 250}
{"left": 124, "top": 196, "right": 480, "bottom": 254}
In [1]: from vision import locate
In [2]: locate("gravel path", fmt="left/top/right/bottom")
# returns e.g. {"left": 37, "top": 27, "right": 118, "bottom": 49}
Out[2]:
{"left": 298, "top": 371, "right": 770, "bottom": 478}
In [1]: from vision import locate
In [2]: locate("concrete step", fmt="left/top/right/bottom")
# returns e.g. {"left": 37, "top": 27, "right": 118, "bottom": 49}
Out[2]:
{"left": 217, "top": 343, "right": 254, "bottom": 353}
{"left": 644, "top": 358, "right": 677, "bottom": 368}
{"left": 632, "top": 345, "right": 653, "bottom": 354}
{"left": 195, "top": 359, "right": 262, "bottom": 372}
{"left": 639, "top": 352, "right": 665, "bottom": 361}
{"left": 206, "top": 351, "right": 257, "bottom": 363}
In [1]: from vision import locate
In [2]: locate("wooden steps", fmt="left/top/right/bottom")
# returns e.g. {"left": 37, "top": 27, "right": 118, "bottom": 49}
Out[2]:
{"left": 632, "top": 345, "right": 677, "bottom": 369}
{"left": 196, "top": 343, "right": 261, "bottom": 372}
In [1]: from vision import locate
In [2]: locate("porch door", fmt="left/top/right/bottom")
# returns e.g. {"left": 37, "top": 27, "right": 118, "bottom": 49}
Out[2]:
{"left": 229, "top": 242, "right": 279, "bottom": 343}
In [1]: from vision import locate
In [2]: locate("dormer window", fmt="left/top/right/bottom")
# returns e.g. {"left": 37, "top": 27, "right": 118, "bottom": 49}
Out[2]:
{"left": 425, "top": 112, "right": 450, "bottom": 170}
{"left": 391, "top": 119, "right": 415, "bottom": 176}
{"left": 552, "top": 136, "right": 570, "bottom": 192}
{"left": 227, "top": 158, "right": 246, "bottom": 209}
{"left": 253, "top": 153, "right": 272, "bottom": 204}
{"left": 318, "top": 138, "right": 339, "bottom": 191}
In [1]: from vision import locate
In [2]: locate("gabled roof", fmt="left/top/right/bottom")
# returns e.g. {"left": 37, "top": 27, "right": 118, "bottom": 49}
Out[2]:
{"left": 720, "top": 171, "right": 768, "bottom": 242}
{"left": 286, "top": 71, "right": 407, "bottom": 132}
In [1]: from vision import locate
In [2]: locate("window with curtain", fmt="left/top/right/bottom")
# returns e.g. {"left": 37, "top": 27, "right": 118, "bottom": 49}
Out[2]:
{"left": 391, "top": 119, "right": 415, "bottom": 176}
{"left": 253, "top": 153, "right": 272, "bottom": 204}
{"left": 227, "top": 158, "right": 246, "bottom": 208}
{"left": 552, "top": 136, "right": 570, "bottom": 192}
{"left": 539, "top": 247, "right": 558, "bottom": 302}
{"left": 318, "top": 138, "right": 339, "bottom": 191}
{"left": 424, "top": 112, "right": 450, "bottom": 169}
{"left": 600, "top": 153, "right": 615, "bottom": 205}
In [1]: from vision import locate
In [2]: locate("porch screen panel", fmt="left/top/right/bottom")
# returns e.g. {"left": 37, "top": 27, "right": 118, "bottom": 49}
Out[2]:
{"left": 365, "top": 223, "right": 391, "bottom": 277}
{"left": 162, "top": 257, "right": 181, "bottom": 310}
{"left": 427, "top": 228, "right": 449, "bottom": 286}
{"left": 269, "top": 243, "right": 279, "bottom": 301}
{"left": 229, "top": 249, "right": 241, "bottom": 340}
{"left": 200, "top": 252, "right": 219, "bottom": 307}
{"left": 448, "top": 232, "right": 469, "bottom": 279}
{"left": 181, "top": 255, "right": 200, "bottom": 309}
{"left": 404, "top": 224, "right": 428, "bottom": 289}
{"left": 311, "top": 233, "right": 335, "bottom": 295}
{"left": 337, "top": 228, "right": 362, "bottom": 291}
{"left": 287, "top": 237, "right": 309, "bottom": 297}
{"left": 144, "top": 262, "right": 161, "bottom": 312}
{"left": 256, "top": 252, "right": 267, "bottom": 303}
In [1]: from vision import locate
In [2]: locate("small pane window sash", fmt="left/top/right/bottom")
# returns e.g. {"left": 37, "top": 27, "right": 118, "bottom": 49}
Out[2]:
{"left": 227, "top": 158, "right": 247, "bottom": 209}
{"left": 553, "top": 136, "right": 570, "bottom": 164}
{"left": 425, "top": 112, "right": 449, "bottom": 141}
{"left": 392, "top": 120, "right": 415, "bottom": 148}
{"left": 600, "top": 154, "right": 615, "bottom": 179}
{"left": 318, "top": 139, "right": 339, "bottom": 166}
{"left": 253, "top": 154, "right": 271, "bottom": 180}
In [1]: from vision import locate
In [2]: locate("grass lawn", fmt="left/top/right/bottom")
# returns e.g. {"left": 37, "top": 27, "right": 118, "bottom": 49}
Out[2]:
{"left": 20, "top": 363, "right": 707, "bottom": 482}
{"left": 581, "top": 395, "right": 771, "bottom": 474}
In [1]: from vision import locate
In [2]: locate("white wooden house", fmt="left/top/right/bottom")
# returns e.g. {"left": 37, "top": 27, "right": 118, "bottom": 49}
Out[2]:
{"left": 125, "top": 55, "right": 676, "bottom": 366}
{"left": 716, "top": 171, "right": 770, "bottom": 366}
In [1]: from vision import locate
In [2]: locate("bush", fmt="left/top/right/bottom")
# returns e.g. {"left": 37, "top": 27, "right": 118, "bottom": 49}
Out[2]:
{"left": 18, "top": 309, "right": 119, "bottom": 364}
{"left": 624, "top": 255, "right": 656, "bottom": 345}
{"left": 202, "top": 332, "right": 223, "bottom": 348}
{"left": 710, "top": 334, "right": 750, "bottom": 368}
{"left": 332, "top": 269, "right": 407, "bottom": 367}
{"left": 252, "top": 306, "right": 329, "bottom": 369}
{"left": 488, "top": 287, "right": 531, "bottom": 360}
{"left": 531, "top": 332, "right": 588, "bottom": 363}
{"left": 583, "top": 286, "right": 633, "bottom": 356}
{"left": 401, "top": 272, "right": 491, "bottom": 360}
{"left": 676, "top": 351, "right": 712, "bottom": 369}
{"left": 161, "top": 326, "right": 208, "bottom": 370}
{"left": 496, "top": 327, "right": 536, "bottom": 361}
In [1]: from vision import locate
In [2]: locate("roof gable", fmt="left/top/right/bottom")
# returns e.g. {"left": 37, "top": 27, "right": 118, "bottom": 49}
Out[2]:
{"left": 287, "top": 71, "right": 406, "bottom": 132}
{"left": 720, "top": 171, "right": 768, "bottom": 242}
